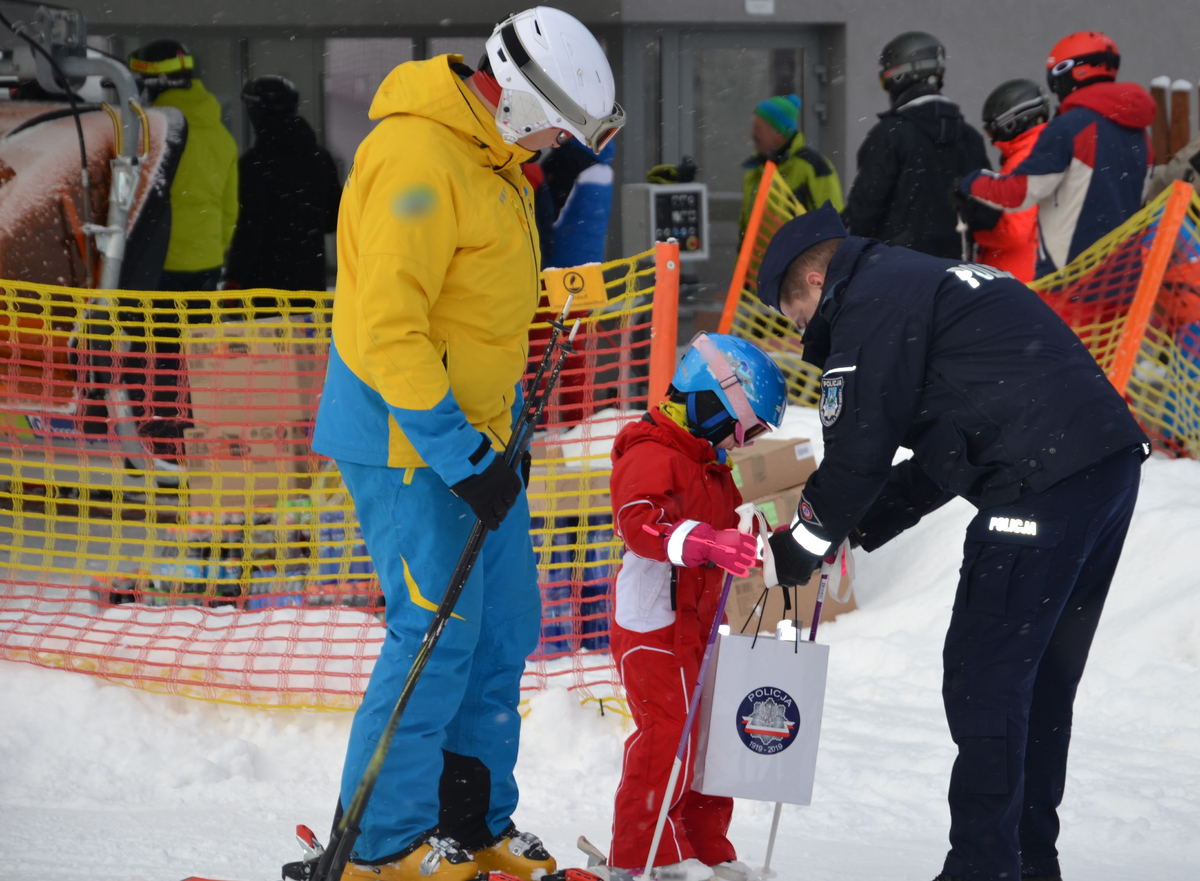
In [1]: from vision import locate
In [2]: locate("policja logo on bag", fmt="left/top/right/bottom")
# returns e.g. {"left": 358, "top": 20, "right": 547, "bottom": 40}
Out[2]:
{"left": 736, "top": 686, "right": 801, "bottom": 755}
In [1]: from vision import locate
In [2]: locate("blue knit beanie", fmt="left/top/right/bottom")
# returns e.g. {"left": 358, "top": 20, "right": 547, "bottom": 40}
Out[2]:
{"left": 754, "top": 94, "right": 801, "bottom": 137}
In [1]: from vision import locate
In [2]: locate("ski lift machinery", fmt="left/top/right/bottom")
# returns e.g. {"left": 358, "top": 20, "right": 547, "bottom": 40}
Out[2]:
{"left": 0, "top": 1, "right": 145, "bottom": 289}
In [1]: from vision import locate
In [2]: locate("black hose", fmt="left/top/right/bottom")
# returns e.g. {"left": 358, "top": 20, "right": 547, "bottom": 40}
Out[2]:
{"left": 0, "top": 8, "right": 95, "bottom": 285}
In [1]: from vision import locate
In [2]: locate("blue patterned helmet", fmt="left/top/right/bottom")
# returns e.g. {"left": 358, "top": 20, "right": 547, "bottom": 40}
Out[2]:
{"left": 671, "top": 333, "right": 787, "bottom": 445}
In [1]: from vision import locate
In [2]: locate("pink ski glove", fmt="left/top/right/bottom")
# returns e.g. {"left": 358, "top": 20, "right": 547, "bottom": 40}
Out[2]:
{"left": 660, "top": 520, "right": 758, "bottom": 578}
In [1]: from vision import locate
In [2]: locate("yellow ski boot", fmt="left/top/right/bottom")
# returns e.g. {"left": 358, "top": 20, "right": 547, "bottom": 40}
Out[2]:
{"left": 470, "top": 826, "right": 557, "bottom": 881}
{"left": 341, "top": 836, "right": 481, "bottom": 881}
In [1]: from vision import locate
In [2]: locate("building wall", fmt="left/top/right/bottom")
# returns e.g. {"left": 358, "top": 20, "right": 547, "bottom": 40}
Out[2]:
{"left": 78, "top": 0, "right": 1200, "bottom": 178}
{"left": 74, "top": 0, "right": 1198, "bottom": 286}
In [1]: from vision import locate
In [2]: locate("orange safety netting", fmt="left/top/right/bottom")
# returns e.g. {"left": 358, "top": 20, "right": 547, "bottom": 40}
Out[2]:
{"left": 0, "top": 244, "right": 680, "bottom": 711}
{"left": 717, "top": 160, "right": 821, "bottom": 406}
{"left": 1030, "top": 181, "right": 1200, "bottom": 458}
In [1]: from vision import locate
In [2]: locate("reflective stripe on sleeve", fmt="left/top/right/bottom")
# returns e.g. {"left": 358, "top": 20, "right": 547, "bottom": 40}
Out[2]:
{"left": 666, "top": 520, "right": 703, "bottom": 566}
{"left": 790, "top": 515, "right": 833, "bottom": 556}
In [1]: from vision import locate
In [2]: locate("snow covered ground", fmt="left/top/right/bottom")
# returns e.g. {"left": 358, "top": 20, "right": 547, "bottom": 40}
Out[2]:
{"left": 3, "top": 405, "right": 1200, "bottom": 880}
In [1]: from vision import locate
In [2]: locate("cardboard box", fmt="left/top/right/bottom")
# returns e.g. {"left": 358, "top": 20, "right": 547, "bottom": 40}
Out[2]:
{"left": 182, "top": 318, "right": 319, "bottom": 510}
{"left": 749, "top": 486, "right": 804, "bottom": 532}
{"left": 184, "top": 317, "right": 320, "bottom": 427}
{"left": 728, "top": 566, "right": 856, "bottom": 635}
{"left": 727, "top": 438, "right": 817, "bottom": 503}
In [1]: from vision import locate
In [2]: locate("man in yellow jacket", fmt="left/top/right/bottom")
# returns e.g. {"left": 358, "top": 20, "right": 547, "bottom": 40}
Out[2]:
{"left": 129, "top": 40, "right": 238, "bottom": 291}
{"left": 311, "top": 9, "right": 622, "bottom": 881}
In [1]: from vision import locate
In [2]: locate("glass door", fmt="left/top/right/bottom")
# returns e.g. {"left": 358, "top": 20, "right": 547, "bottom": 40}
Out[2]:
{"left": 674, "top": 31, "right": 825, "bottom": 297}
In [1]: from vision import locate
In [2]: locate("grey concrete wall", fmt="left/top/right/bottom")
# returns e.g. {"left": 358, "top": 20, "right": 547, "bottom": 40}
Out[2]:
{"left": 76, "top": 0, "right": 1199, "bottom": 182}
{"left": 620, "top": 0, "right": 1200, "bottom": 181}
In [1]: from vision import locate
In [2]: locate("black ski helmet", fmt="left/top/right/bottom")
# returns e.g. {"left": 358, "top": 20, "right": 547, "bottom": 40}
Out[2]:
{"left": 129, "top": 39, "right": 195, "bottom": 98}
{"left": 878, "top": 32, "right": 945, "bottom": 94}
{"left": 242, "top": 76, "right": 300, "bottom": 119}
{"left": 982, "top": 79, "right": 1052, "bottom": 142}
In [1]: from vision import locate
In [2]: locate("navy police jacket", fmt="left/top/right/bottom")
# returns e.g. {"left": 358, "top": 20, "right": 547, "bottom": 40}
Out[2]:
{"left": 796, "top": 236, "right": 1148, "bottom": 553}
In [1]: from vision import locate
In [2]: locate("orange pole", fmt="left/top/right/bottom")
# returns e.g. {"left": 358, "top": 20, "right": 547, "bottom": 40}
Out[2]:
{"left": 649, "top": 240, "right": 681, "bottom": 405}
{"left": 1108, "top": 180, "right": 1193, "bottom": 395}
{"left": 718, "top": 161, "right": 777, "bottom": 334}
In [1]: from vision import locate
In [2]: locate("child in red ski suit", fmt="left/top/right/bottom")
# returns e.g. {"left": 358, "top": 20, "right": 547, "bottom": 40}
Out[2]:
{"left": 606, "top": 333, "right": 786, "bottom": 881}
{"left": 608, "top": 405, "right": 744, "bottom": 878}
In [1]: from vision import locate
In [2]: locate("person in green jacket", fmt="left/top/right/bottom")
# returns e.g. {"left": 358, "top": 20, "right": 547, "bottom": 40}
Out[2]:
{"left": 739, "top": 94, "right": 843, "bottom": 237}
{"left": 124, "top": 41, "right": 240, "bottom": 467}
{"left": 129, "top": 40, "right": 238, "bottom": 291}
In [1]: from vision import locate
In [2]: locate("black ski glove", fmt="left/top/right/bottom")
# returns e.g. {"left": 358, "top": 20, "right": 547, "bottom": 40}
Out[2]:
{"left": 768, "top": 528, "right": 825, "bottom": 588}
{"left": 950, "top": 178, "right": 1003, "bottom": 233}
{"left": 450, "top": 455, "right": 523, "bottom": 531}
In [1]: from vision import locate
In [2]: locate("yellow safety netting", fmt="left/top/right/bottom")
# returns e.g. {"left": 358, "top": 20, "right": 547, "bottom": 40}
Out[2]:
{"left": 0, "top": 248, "right": 669, "bottom": 711}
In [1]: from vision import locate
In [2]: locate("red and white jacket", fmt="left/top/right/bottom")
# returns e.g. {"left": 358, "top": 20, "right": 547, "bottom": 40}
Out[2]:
{"left": 962, "top": 81, "right": 1156, "bottom": 277}
{"left": 609, "top": 410, "right": 742, "bottom": 645}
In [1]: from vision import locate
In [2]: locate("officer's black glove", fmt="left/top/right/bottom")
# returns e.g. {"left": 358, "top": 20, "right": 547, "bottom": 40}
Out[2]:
{"left": 520, "top": 449, "right": 532, "bottom": 488}
{"left": 450, "top": 455, "right": 523, "bottom": 531}
{"left": 767, "top": 528, "right": 825, "bottom": 588}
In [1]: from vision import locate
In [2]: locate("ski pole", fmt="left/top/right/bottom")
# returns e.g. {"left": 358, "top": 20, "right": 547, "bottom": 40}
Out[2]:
{"left": 758, "top": 801, "right": 783, "bottom": 879}
{"left": 640, "top": 571, "right": 736, "bottom": 881}
{"left": 956, "top": 211, "right": 972, "bottom": 262}
{"left": 312, "top": 305, "right": 580, "bottom": 881}
{"left": 755, "top": 555, "right": 838, "bottom": 880}
{"left": 806, "top": 560, "right": 832, "bottom": 644}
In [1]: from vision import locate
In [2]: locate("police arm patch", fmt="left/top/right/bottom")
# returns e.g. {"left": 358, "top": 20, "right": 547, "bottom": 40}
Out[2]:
{"left": 820, "top": 375, "right": 845, "bottom": 427}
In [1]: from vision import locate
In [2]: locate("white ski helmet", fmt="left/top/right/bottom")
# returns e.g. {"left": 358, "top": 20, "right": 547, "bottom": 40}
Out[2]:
{"left": 485, "top": 7, "right": 624, "bottom": 154}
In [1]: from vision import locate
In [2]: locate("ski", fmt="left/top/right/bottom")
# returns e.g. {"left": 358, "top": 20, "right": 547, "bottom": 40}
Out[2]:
{"left": 575, "top": 836, "right": 636, "bottom": 881}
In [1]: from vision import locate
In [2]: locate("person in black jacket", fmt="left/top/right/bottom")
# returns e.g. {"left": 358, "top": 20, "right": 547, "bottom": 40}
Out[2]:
{"left": 225, "top": 76, "right": 341, "bottom": 307}
{"left": 843, "top": 32, "right": 990, "bottom": 259}
{"left": 755, "top": 204, "right": 1149, "bottom": 881}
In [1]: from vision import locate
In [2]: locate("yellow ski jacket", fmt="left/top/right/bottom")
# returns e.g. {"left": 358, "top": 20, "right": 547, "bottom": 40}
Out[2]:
{"left": 312, "top": 56, "right": 541, "bottom": 485}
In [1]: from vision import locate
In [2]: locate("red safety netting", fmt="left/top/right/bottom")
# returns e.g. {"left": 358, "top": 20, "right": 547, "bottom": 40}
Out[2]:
{"left": 0, "top": 247, "right": 674, "bottom": 712}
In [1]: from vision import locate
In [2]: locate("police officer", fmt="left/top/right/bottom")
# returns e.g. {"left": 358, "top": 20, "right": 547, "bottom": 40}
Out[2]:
{"left": 755, "top": 203, "right": 1148, "bottom": 881}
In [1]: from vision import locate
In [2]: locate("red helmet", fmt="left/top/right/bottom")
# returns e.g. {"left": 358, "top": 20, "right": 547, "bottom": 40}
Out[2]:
{"left": 1046, "top": 31, "right": 1120, "bottom": 100}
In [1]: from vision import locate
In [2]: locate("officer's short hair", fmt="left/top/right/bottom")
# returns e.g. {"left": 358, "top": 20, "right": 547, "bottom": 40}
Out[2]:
{"left": 780, "top": 237, "right": 844, "bottom": 306}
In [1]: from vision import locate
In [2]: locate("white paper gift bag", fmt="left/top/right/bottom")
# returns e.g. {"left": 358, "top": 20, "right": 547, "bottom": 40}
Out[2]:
{"left": 691, "top": 631, "right": 829, "bottom": 805}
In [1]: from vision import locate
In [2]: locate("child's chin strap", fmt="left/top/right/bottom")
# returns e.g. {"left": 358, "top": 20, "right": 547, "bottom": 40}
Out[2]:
{"left": 691, "top": 333, "right": 763, "bottom": 446}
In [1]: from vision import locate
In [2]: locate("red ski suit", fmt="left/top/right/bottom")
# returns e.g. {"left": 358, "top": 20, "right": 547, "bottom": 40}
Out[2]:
{"left": 608, "top": 410, "right": 742, "bottom": 869}
{"left": 973, "top": 124, "right": 1045, "bottom": 283}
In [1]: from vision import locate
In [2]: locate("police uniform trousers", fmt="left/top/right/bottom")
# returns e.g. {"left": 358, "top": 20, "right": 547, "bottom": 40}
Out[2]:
{"left": 941, "top": 447, "right": 1142, "bottom": 881}
{"left": 336, "top": 461, "right": 541, "bottom": 863}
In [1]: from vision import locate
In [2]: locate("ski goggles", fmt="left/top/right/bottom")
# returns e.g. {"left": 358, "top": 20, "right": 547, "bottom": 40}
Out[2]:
{"left": 129, "top": 53, "right": 194, "bottom": 77}
{"left": 1048, "top": 50, "right": 1119, "bottom": 78}
{"left": 985, "top": 94, "right": 1050, "bottom": 137}
{"left": 692, "top": 334, "right": 772, "bottom": 447}
{"left": 498, "top": 20, "right": 625, "bottom": 154}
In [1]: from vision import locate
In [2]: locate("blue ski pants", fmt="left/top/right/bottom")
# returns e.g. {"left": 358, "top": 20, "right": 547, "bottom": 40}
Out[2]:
{"left": 941, "top": 446, "right": 1142, "bottom": 881}
{"left": 337, "top": 461, "right": 541, "bottom": 863}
